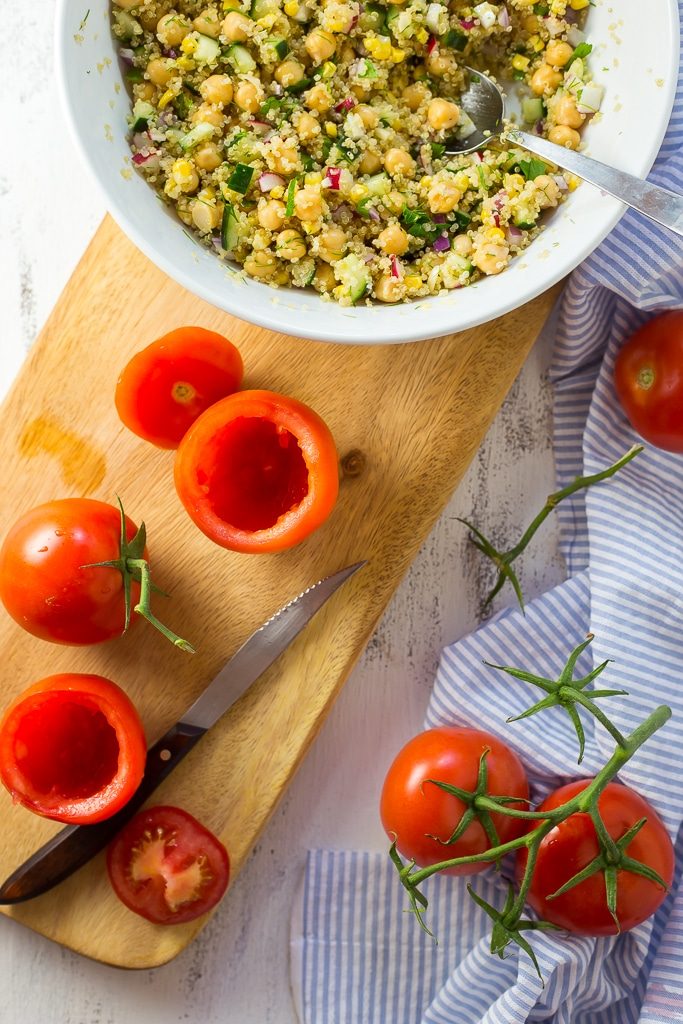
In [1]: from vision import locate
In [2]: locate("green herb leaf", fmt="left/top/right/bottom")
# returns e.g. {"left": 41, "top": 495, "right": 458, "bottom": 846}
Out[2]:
{"left": 358, "top": 58, "right": 378, "bottom": 78}
{"left": 570, "top": 41, "right": 593, "bottom": 64}
{"left": 518, "top": 157, "right": 547, "bottom": 180}
{"left": 442, "top": 28, "right": 468, "bottom": 51}
{"left": 285, "top": 176, "right": 299, "bottom": 217}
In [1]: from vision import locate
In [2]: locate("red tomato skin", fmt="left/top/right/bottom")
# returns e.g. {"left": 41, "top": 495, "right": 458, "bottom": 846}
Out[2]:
{"left": 614, "top": 312, "right": 683, "bottom": 453}
{"left": 518, "top": 780, "right": 675, "bottom": 936}
{"left": 0, "top": 674, "right": 146, "bottom": 824}
{"left": 380, "top": 727, "right": 530, "bottom": 876}
{"left": 0, "top": 499, "right": 144, "bottom": 646}
{"left": 174, "top": 389, "right": 339, "bottom": 553}
{"left": 107, "top": 806, "right": 230, "bottom": 925}
{"left": 115, "top": 327, "right": 244, "bottom": 450}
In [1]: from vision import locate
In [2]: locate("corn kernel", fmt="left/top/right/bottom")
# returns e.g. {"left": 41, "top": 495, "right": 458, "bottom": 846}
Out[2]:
{"left": 528, "top": 34, "right": 545, "bottom": 52}
{"left": 284, "top": 0, "right": 299, "bottom": 13}
{"left": 565, "top": 173, "right": 581, "bottom": 191}
{"left": 512, "top": 54, "right": 530, "bottom": 71}
{"left": 325, "top": 122, "right": 338, "bottom": 137}
{"left": 306, "top": 171, "right": 323, "bottom": 185}
{"left": 158, "top": 88, "right": 176, "bottom": 109}
{"left": 569, "top": 0, "right": 589, "bottom": 8}
{"left": 390, "top": 47, "right": 405, "bottom": 63}
{"left": 223, "top": 0, "right": 242, "bottom": 7}
{"left": 321, "top": 61, "right": 337, "bottom": 78}
{"left": 349, "top": 183, "right": 368, "bottom": 202}
{"left": 181, "top": 35, "right": 198, "bottom": 54}
{"left": 454, "top": 172, "right": 470, "bottom": 192}
{"left": 258, "top": 13, "right": 277, "bottom": 27}
{"left": 271, "top": 186, "right": 285, "bottom": 198}
{"left": 415, "top": 27, "right": 429, "bottom": 43}
{"left": 405, "top": 275, "right": 422, "bottom": 289}
{"left": 485, "top": 227, "right": 505, "bottom": 241}
{"left": 177, "top": 55, "right": 196, "bottom": 70}
{"left": 328, "top": 15, "right": 348, "bottom": 31}
{"left": 506, "top": 173, "right": 525, "bottom": 193}
{"left": 366, "top": 36, "right": 392, "bottom": 60}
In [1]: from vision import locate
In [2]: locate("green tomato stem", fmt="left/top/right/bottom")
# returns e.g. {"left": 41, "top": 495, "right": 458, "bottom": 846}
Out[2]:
{"left": 128, "top": 558, "right": 196, "bottom": 654}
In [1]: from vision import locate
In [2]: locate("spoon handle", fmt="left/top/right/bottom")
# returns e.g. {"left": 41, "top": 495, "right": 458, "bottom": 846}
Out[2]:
{"left": 507, "top": 129, "right": 683, "bottom": 238}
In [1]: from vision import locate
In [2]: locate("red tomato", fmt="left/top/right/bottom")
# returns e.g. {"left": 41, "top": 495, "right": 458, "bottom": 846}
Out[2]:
{"left": 0, "top": 499, "right": 145, "bottom": 646}
{"left": 107, "top": 806, "right": 230, "bottom": 924}
{"left": 519, "top": 780, "right": 675, "bottom": 935}
{"left": 614, "top": 311, "right": 683, "bottom": 452}
{"left": 115, "top": 327, "right": 244, "bottom": 449}
{"left": 174, "top": 390, "right": 339, "bottom": 553}
{"left": 380, "top": 727, "right": 529, "bottom": 875}
{"left": 0, "top": 674, "right": 146, "bottom": 824}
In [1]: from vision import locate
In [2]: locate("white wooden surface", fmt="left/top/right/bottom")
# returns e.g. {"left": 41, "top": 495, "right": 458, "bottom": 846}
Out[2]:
{"left": 0, "top": 4, "right": 563, "bottom": 1021}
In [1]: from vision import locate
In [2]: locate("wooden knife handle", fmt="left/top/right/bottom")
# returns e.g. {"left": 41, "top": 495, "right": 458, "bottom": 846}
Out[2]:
{"left": 0, "top": 721, "right": 206, "bottom": 904}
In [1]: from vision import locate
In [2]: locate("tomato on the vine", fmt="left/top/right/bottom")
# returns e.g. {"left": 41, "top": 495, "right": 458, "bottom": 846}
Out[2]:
{"left": 614, "top": 311, "right": 683, "bottom": 453}
{"left": 115, "top": 327, "right": 244, "bottom": 449}
{"left": 518, "top": 780, "right": 674, "bottom": 935}
{"left": 0, "top": 674, "right": 146, "bottom": 824}
{"left": 107, "top": 806, "right": 230, "bottom": 924}
{"left": 380, "top": 727, "right": 529, "bottom": 875}
{"left": 174, "top": 390, "right": 339, "bottom": 553}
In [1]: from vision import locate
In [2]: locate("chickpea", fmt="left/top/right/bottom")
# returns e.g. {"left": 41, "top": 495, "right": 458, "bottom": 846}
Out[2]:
{"left": 266, "top": 135, "right": 302, "bottom": 175}
{"left": 135, "top": 82, "right": 156, "bottom": 102}
{"left": 234, "top": 79, "right": 264, "bottom": 112}
{"left": 195, "top": 143, "right": 223, "bottom": 170}
{"left": 147, "top": 57, "right": 175, "bottom": 86}
{"left": 355, "top": 104, "right": 378, "bottom": 129}
{"left": 534, "top": 174, "right": 561, "bottom": 209}
{"left": 193, "top": 7, "right": 222, "bottom": 37}
{"left": 554, "top": 93, "right": 585, "bottom": 129}
{"left": 170, "top": 159, "right": 199, "bottom": 193}
{"left": 244, "top": 251, "right": 278, "bottom": 279}
{"left": 304, "top": 83, "right": 333, "bottom": 112}
{"left": 374, "top": 275, "right": 404, "bottom": 302}
{"left": 545, "top": 40, "right": 574, "bottom": 68}
{"left": 313, "top": 263, "right": 336, "bottom": 292}
{"left": 472, "top": 241, "right": 509, "bottom": 276}
{"left": 383, "top": 190, "right": 405, "bottom": 215}
{"left": 295, "top": 111, "right": 320, "bottom": 142}
{"left": 453, "top": 234, "right": 472, "bottom": 257}
{"left": 113, "top": 0, "right": 139, "bottom": 8}
{"left": 221, "top": 10, "right": 252, "bottom": 40}
{"left": 317, "top": 226, "right": 347, "bottom": 262}
{"left": 191, "top": 102, "right": 225, "bottom": 127}
{"left": 156, "top": 12, "right": 191, "bottom": 47}
{"left": 275, "top": 59, "right": 306, "bottom": 88}
{"left": 530, "top": 63, "right": 562, "bottom": 96}
{"left": 140, "top": 3, "right": 170, "bottom": 31}
{"left": 304, "top": 28, "right": 336, "bottom": 64}
{"left": 376, "top": 223, "right": 409, "bottom": 256}
{"left": 548, "top": 125, "right": 581, "bottom": 149}
{"left": 522, "top": 13, "right": 539, "bottom": 31}
{"left": 427, "top": 98, "right": 460, "bottom": 131}
{"left": 426, "top": 49, "right": 458, "bottom": 78}
{"left": 294, "top": 186, "right": 322, "bottom": 222}
{"left": 402, "top": 81, "right": 430, "bottom": 111}
{"left": 191, "top": 198, "right": 222, "bottom": 232}
{"left": 258, "top": 199, "right": 287, "bottom": 230}
{"left": 384, "top": 148, "right": 415, "bottom": 178}
{"left": 276, "top": 229, "right": 307, "bottom": 260}
{"left": 199, "top": 74, "right": 233, "bottom": 107}
{"left": 427, "top": 180, "right": 462, "bottom": 214}
{"left": 359, "top": 150, "right": 382, "bottom": 174}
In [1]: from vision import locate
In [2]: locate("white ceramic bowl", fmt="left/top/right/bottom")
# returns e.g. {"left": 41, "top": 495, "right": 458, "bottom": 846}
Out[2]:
{"left": 56, "top": 0, "right": 679, "bottom": 344}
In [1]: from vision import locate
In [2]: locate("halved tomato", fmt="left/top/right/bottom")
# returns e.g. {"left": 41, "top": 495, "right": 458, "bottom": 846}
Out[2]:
{"left": 107, "top": 806, "right": 230, "bottom": 924}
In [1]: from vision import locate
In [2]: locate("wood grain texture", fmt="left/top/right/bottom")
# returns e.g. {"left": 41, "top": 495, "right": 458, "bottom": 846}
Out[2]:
{"left": 0, "top": 214, "right": 558, "bottom": 968}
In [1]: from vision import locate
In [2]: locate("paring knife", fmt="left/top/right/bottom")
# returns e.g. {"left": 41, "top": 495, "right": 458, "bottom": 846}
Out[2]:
{"left": 0, "top": 561, "right": 365, "bottom": 905}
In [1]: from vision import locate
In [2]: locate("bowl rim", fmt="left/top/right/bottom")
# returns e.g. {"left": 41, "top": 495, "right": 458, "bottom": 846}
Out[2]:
{"left": 54, "top": 0, "right": 681, "bottom": 345}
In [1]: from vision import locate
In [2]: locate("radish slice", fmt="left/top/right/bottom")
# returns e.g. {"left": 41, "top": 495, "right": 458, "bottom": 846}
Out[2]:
{"left": 258, "top": 172, "right": 286, "bottom": 192}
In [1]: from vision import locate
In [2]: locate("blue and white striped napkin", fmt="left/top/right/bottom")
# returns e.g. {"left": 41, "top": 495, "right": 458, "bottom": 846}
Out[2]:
{"left": 291, "top": 19, "right": 683, "bottom": 1022}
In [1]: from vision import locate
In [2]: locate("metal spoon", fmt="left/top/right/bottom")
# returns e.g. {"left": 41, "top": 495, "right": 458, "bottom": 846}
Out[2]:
{"left": 444, "top": 67, "right": 683, "bottom": 237}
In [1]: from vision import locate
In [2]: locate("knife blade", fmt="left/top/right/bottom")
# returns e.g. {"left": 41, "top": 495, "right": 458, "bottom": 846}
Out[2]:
{"left": 0, "top": 561, "right": 365, "bottom": 905}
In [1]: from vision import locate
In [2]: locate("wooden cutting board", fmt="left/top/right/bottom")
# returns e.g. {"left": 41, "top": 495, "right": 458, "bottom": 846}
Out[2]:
{"left": 0, "top": 215, "right": 558, "bottom": 967}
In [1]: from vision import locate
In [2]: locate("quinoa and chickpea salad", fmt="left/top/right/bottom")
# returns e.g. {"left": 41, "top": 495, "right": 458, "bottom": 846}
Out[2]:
{"left": 112, "top": 0, "right": 603, "bottom": 305}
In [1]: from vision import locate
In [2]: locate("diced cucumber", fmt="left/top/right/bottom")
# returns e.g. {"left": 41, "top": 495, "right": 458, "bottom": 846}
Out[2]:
{"left": 114, "top": 10, "right": 141, "bottom": 39}
{"left": 334, "top": 254, "right": 370, "bottom": 303}
{"left": 513, "top": 201, "right": 538, "bottom": 228}
{"left": 442, "top": 28, "right": 468, "bottom": 51}
{"left": 125, "top": 67, "right": 144, "bottom": 83}
{"left": 221, "top": 203, "right": 241, "bottom": 251}
{"left": 522, "top": 97, "right": 544, "bottom": 123}
{"left": 130, "top": 99, "right": 155, "bottom": 131}
{"left": 291, "top": 258, "right": 316, "bottom": 287}
{"left": 266, "top": 36, "right": 290, "bottom": 59}
{"left": 194, "top": 33, "right": 221, "bottom": 65}
{"left": 173, "top": 91, "right": 196, "bottom": 120}
{"left": 362, "top": 3, "right": 386, "bottom": 32}
{"left": 228, "top": 163, "right": 255, "bottom": 193}
{"left": 365, "top": 173, "right": 390, "bottom": 197}
{"left": 226, "top": 43, "right": 257, "bottom": 73}
{"left": 228, "top": 132, "right": 258, "bottom": 162}
{"left": 250, "top": 0, "right": 277, "bottom": 19}
{"left": 385, "top": 7, "right": 402, "bottom": 33}
{"left": 179, "top": 122, "right": 215, "bottom": 151}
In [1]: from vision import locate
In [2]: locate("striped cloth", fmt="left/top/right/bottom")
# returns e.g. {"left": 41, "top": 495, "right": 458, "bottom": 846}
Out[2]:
{"left": 291, "top": 19, "right": 683, "bottom": 1021}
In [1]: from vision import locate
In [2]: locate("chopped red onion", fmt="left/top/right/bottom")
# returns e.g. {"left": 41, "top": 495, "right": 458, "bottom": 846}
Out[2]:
{"left": 507, "top": 224, "right": 523, "bottom": 242}
{"left": 364, "top": 252, "right": 375, "bottom": 263}
{"left": 119, "top": 48, "right": 135, "bottom": 65}
{"left": 492, "top": 212, "right": 500, "bottom": 228}
{"left": 258, "top": 172, "right": 286, "bottom": 192}
{"left": 433, "top": 234, "right": 450, "bottom": 252}
{"left": 132, "top": 151, "right": 159, "bottom": 166}
{"left": 432, "top": 213, "right": 447, "bottom": 224}
{"left": 331, "top": 202, "right": 351, "bottom": 222}
{"left": 497, "top": 6, "right": 510, "bottom": 28}
{"left": 534, "top": 119, "right": 545, "bottom": 135}
{"left": 493, "top": 189, "right": 508, "bottom": 210}
{"left": 163, "top": 47, "right": 178, "bottom": 58}
{"left": 249, "top": 119, "right": 272, "bottom": 132}
{"left": 326, "top": 167, "right": 342, "bottom": 190}
{"left": 554, "top": 173, "right": 569, "bottom": 191}
{"left": 349, "top": 13, "right": 359, "bottom": 31}
{"left": 334, "top": 97, "right": 356, "bottom": 113}
{"left": 460, "top": 18, "right": 475, "bottom": 29}
{"left": 132, "top": 131, "right": 152, "bottom": 149}
{"left": 426, "top": 34, "right": 438, "bottom": 55}
{"left": 367, "top": 206, "right": 381, "bottom": 223}
{"left": 390, "top": 255, "right": 402, "bottom": 278}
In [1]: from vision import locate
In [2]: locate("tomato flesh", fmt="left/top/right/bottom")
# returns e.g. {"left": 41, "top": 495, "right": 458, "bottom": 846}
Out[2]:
{"left": 380, "top": 727, "right": 529, "bottom": 875}
{"left": 519, "top": 780, "right": 675, "bottom": 935}
{"left": 13, "top": 698, "right": 119, "bottom": 800}
{"left": 115, "top": 327, "right": 244, "bottom": 449}
{"left": 0, "top": 674, "right": 146, "bottom": 824}
{"left": 202, "top": 417, "right": 309, "bottom": 531}
{"left": 107, "top": 806, "right": 230, "bottom": 924}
